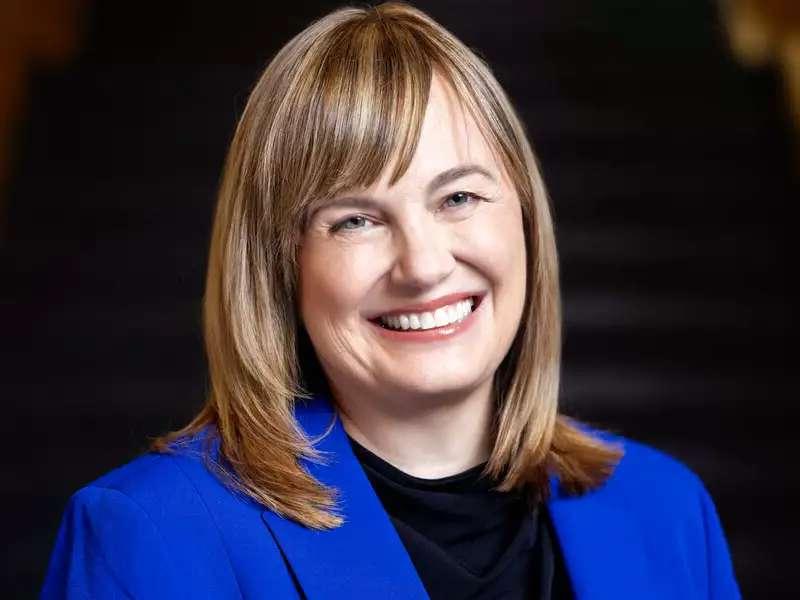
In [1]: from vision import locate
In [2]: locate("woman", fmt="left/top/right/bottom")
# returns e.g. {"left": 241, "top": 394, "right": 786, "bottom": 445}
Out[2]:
{"left": 41, "top": 2, "right": 741, "bottom": 598}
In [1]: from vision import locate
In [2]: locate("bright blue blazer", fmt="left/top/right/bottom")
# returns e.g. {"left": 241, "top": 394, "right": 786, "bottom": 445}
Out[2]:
{"left": 41, "top": 394, "right": 741, "bottom": 599}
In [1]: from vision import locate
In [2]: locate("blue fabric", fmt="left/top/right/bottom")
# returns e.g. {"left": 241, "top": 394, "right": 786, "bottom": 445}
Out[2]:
{"left": 40, "top": 394, "right": 741, "bottom": 599}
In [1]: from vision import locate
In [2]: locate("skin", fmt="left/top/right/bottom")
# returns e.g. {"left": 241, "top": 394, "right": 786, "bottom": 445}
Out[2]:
{"left": 298, "top": 74, "right": 527, "bottom": 478}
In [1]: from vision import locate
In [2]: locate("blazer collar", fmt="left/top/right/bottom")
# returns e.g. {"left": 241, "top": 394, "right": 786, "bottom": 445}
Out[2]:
{"left": 262, "top": 394, "right": 651, "bottom": 599}
{"left": 261, "top": 394, "right": 430, "bottom": 599}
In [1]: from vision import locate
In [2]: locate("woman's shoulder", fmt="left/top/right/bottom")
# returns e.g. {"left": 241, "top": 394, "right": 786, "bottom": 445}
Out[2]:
{"left": 58, "top": 425, "right": 256, "bottom": 546}
{"left": 550, "top": 427, "right": 741, "bottom": 597}
{"left": 41, "top": 426, "right": 294, "bottom": 598}
{"left": 611, "top": 432, "right": 706, "bottom": 493}
{"left": 573, "top": 427, "right": 728, "bottom": 540}
{"left": 572, "top": 422, "right": 705, "bottom": 491}
{"left": 84, "top": 425, "right": 226, "bottom": 500}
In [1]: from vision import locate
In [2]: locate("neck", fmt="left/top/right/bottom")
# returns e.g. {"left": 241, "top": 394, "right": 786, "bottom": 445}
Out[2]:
{"left": 332, "top": 380, "right": 495, "bottom": 479}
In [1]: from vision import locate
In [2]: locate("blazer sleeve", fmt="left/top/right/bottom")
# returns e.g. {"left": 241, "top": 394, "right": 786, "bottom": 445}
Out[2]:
{"left": 697, "top": 480, "right": 742, "bottom": 600}
{"left": 40, "top": 485, "right": 180, "bottom": 599}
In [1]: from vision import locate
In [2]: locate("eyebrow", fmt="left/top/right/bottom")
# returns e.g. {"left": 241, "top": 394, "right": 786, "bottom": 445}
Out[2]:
{"left": 308, "top": 163, "right": 496, "bottom": 219}
{"left": 426, "top": 164, "right": 495, "bottom": 195}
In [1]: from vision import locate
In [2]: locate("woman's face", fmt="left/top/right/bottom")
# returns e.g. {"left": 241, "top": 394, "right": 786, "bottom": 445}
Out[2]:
{"left": 298, "top": 75, "right": 527, "bottom": 410}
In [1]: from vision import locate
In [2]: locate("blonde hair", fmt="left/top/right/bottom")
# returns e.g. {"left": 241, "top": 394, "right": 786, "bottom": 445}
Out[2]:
{"left": 152, "top": 1, "right": 621, "bottom": 529}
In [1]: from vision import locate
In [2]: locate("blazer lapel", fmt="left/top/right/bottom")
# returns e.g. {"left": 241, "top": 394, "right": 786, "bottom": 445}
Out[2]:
{"left": 262, "top": 394, "right": 430, "bottom": 600}
{"left": 547, "top": 473, "right": 653, "bottom": 599}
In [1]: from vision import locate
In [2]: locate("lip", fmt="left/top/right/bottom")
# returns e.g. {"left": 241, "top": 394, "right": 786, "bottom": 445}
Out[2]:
{"left": 365, "top": 291, "right": 487, "bottom": 320}
{"left": 366, "top": 292, "right": 486, "bottom": 342}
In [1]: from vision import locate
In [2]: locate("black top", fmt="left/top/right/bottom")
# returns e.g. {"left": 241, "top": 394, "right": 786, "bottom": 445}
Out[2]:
{"left": 346, "top": 433, "right": 574, "bottom": 599}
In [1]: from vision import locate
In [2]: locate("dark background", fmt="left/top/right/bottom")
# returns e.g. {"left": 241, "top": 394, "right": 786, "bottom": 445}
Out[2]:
{"left": 1, "top": 0, "right": 796, "bottom": 597}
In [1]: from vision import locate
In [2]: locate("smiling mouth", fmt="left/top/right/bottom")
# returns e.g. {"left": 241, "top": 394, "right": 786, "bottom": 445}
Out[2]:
{"left": 369, "top": 294, "right": 484, "bottom": 331}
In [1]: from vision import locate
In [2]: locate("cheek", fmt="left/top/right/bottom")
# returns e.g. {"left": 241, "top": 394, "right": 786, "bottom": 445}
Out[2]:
{"left": 463, "top": 204, "right": 526, "bottom": 290}
{"left": 298, "top": 239, "right": 381, "bottom": 331}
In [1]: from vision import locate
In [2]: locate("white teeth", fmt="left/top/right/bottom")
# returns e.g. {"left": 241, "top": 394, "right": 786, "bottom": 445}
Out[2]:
{"left": 378, "top": 297, "right": 476, "bottom": 331}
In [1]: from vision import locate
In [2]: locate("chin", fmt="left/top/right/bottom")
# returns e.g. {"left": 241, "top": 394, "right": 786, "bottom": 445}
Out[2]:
{"left": 380, "top": 367, "right": 487, "bottom": 402}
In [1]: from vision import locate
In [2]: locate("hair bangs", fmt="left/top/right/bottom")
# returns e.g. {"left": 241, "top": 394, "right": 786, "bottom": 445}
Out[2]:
{"left": 292, "top": 19, "right": 434, "bottom": 226}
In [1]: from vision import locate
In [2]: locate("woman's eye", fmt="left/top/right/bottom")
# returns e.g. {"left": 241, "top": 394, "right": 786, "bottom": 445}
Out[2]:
{"left": 443, "top": 191, "right": 479, "bottom": 209}
{"left": 330, "top": 215, "right": 374, "bottom": 233}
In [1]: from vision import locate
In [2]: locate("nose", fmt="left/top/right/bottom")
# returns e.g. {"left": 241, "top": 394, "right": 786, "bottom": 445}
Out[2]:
{"left": 390, "top": 219, "right": 456, "bottom": 291}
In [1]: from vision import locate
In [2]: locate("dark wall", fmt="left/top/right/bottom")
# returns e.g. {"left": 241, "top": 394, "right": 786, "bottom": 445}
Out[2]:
{"left": 1, "top": 1, "right": 795, "bottom": 596}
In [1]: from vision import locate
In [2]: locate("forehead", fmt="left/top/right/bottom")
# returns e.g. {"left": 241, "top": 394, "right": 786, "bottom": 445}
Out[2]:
{"left": 365, "top": 74, "right": 503, "bottom": 194}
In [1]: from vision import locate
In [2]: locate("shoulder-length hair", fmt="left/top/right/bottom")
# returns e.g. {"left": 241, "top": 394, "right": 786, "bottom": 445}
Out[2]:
{"left": 152, "top": 1, "right": 621, "bottom": 529}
